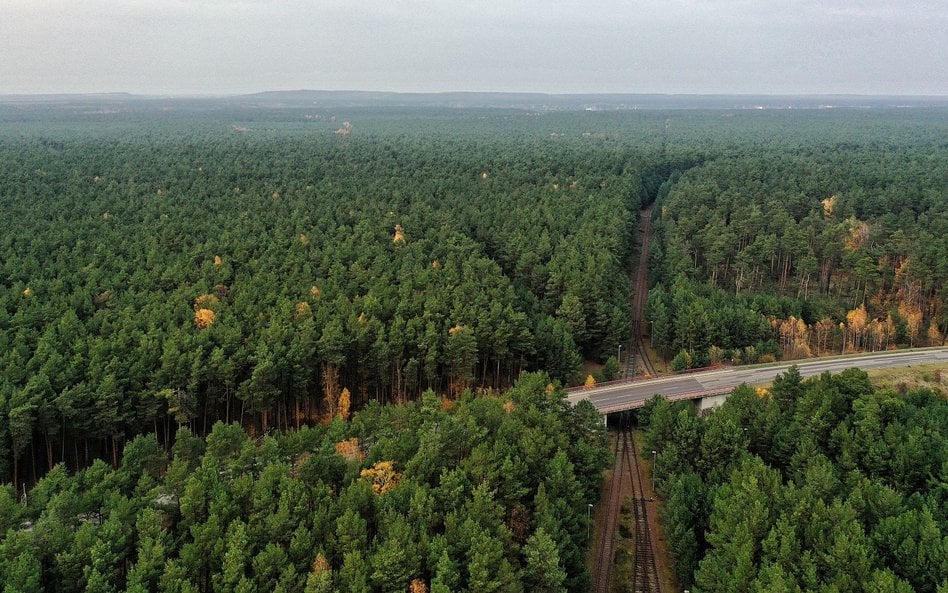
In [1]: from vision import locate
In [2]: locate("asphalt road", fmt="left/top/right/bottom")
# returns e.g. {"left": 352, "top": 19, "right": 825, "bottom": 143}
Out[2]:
{"left": 568, "top": 348, "right": 948, "bottom": 414}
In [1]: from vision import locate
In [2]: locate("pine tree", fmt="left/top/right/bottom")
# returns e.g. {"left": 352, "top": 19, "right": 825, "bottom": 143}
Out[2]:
{"left": 522, "top": 528, "right": 566, "bottom": 593}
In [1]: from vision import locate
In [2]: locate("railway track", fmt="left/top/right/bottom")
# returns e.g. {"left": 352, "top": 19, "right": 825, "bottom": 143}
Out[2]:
{"left": 594, "top": 429, "right": 626, "bottom": 593}
{"left": 628, "top": 208, "right": 657, "bottom": 378}
{"left": 594, "top": 421, "right": 661, "bottom": 593}
{"left": 622, "top": 424, "right": 660, "bottom": 593}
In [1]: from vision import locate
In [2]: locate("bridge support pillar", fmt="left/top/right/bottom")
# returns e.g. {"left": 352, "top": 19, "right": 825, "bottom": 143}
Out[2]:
{"left": 697, "top": 393, "right": 728, "bottom": 414}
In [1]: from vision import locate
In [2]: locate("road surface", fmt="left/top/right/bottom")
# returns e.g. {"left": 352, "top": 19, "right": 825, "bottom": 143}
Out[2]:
{"left": 569, "top": 348, "right": 948, "bottom": 414}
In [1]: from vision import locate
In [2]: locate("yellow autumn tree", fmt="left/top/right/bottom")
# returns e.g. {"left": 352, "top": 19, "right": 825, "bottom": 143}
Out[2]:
{"left": 410, "top": 579, "right": 428, "bottom": 593}
{"left": 337, "top": 388, "right": 351, "bottom": 421}
{"left": 294, "top": 301, "right": 311, "bottom": 319}
{"left": 194, "top": 293, "right": 220, "bottom": 310}
{"left": 784, "top": 317, "right": 812, "bottom": 359}
{"left": 869, "top": 318, "right": 885, "bottom": 351}
{"left": 928, "top": 322, "right": 944, "bottom": 347}
{"left": 899, "top": 301, "right": 923, "bottom": 347}
{"left": 299, "top": 233, "right": 309, "bottom": 246}
{"left": 213, "top": 255, "right": 222, "bottom": 267}
{"left": 393, "top": 224, "right": 405, "bottom": 244}
{"left": 846, "top": 304, "right": 869, "bottom": 351}
{"left": 360, "top": 461, "right": 402, "bottom": 495}
{"left": 194, "top": 308, "right": 216, "bottom": 329}
{"left": 310, "top": 285, "right": 322, "bottom": 299}
{"left": 584, "top": 374, "right": 597, "bottom": 389}
{"left": 792, "top": 338, "right": 813, "bottom": 359}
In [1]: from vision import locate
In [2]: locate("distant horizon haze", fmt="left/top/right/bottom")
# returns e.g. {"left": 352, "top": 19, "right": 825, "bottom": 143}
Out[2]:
{"left": 2, "top": 89, "right": 948, "bottom": 99}
{"left": 2, "top": 0, "right": 946, "bottom": 96}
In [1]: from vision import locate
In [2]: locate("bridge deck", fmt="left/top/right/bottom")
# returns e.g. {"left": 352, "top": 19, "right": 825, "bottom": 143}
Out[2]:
{"left": 568, "top": 348, "right": 948, "bottom": 413}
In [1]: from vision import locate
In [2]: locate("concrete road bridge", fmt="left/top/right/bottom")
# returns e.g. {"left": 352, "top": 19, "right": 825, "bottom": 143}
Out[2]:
{"left": 567, "top": 348, "right": 948, "bottom": 415}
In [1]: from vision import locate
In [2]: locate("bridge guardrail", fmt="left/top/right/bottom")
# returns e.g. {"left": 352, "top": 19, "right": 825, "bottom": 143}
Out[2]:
{"left": 566, "top": 363, "right": 731, "bottom": 393}
{"left": 568, "top": 346, "right": 948, "bottom": 395}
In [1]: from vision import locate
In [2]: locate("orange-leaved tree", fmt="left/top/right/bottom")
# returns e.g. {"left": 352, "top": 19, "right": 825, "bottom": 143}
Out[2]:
{"left": 335, "top": 438, "right": 364, "bottom": 462}
{"left": 194, "top": 308, "right": 216, "bottom": 329}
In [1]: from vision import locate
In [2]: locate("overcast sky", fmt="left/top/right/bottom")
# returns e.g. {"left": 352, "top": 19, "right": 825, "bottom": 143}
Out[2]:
{"left": 2, "top": 0, "right": 946, "bottom": 95}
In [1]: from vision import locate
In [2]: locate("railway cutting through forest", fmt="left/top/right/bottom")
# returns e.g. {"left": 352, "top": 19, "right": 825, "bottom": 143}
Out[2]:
{"left": 593, "top": 419, "right": 661, "bottom": 593}
{"left": 624, "top": 207, "right": 657, "bottom": 379}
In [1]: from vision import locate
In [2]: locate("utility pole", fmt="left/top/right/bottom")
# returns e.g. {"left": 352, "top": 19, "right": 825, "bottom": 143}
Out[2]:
{"left": 587, "top": 503, "right": 593, "bottom": 540}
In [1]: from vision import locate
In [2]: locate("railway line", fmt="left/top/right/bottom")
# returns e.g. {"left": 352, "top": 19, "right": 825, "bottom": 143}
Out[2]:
{"left": 594, "top": 429, "right": 625, "bottom": 593}
{"left": 594, "top": 420, "right": 661, "bottom": 593}
{"left": 622, "top": 423, "right": 659, "bottom": 593}
{"left": 626, "top": 207, "right": 656, "bottom": 379}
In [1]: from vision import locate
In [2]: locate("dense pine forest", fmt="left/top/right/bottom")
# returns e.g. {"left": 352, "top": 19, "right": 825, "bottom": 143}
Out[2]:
{"left": 0, "top": 374, "right": 609, "bottom": 593}
{"left": 642, "top": 366, "right": 947, "bottom": 592}
{"left": 1, "top": 100, "right": 947, "bottom": 591}
{"left": 1, "top": 105, "right": 665, "bottom": 487}
{"left": 3, "top": 104, "right": 945, "bottom": 488}
{"left": 648, "top": 117, "right": 948, "bottom": 368}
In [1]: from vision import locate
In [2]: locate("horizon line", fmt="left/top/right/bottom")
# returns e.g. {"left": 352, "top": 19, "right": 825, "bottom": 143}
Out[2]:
{"left": 2, "top": 89, "right": 948, "bottom": 99}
